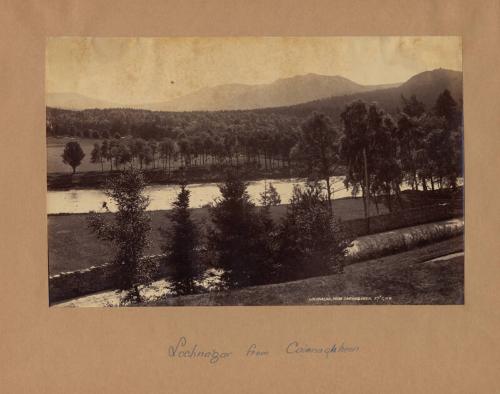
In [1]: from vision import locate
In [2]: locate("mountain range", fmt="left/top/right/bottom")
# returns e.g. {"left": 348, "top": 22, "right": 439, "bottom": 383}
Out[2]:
{"left": 268, "top": 68, "right": 462, "bottom": 117}
{"left": 141, "top": 74, "right": 400, "bottom": 111}
{"left": 46, "top": 68, "right": 462, "bottom": 113}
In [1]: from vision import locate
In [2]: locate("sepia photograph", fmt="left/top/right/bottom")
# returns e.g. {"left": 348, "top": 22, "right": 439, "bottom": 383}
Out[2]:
{"left": 46, "top": 36, "right": 464, "bottom": 307}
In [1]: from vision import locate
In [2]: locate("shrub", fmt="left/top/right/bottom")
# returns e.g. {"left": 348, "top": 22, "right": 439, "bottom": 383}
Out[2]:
{"left": 276, "top": 182, "right": 353, "bottom": 281}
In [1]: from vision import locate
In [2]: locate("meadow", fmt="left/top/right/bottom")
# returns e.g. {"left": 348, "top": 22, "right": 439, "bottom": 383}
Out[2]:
{"left": 48, "top": 198, "right": 385, "bottom": 275}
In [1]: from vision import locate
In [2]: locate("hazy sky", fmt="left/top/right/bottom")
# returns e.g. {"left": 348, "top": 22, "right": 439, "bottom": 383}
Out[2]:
{"left": 46, "top": 36, "right": 462, "bottom": 105}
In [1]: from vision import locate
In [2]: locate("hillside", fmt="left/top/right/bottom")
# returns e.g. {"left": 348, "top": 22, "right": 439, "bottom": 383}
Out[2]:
{"left": 263, "top": 68, "right": 462, "bottom": 119}
{"left": 145, "top": 73, "right": 400, "bottom": 111}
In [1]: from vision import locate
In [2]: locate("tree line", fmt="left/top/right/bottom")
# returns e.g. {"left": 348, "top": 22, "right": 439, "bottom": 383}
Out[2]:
{"left": 81, "top": 126, "right": 299, "bottom": 174}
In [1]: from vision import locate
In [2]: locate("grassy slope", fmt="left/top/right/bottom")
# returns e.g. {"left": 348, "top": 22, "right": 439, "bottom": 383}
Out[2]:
{"left": 48, "top": 198, "right": 386, "bottom": 275}
{"left": 147, "top": 237, "right": 464, "bottom": 306}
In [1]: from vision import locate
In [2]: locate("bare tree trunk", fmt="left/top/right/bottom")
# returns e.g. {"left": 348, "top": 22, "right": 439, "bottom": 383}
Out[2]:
{"left": 395, "top": 184, "right": 403, "bottom": 209}
{"left": 325, "top": 176, "right": 333, "bottom": 216}
{"left": 363, "top": 148, "right": 370, "bottom": 233}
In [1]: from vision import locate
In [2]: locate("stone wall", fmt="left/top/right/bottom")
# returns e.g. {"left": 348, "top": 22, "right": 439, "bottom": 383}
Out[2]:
{"left": 49, "top": 256, "right": 168, "bottom": 304}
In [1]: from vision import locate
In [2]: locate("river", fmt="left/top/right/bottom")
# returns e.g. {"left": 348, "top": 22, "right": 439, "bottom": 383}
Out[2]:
{"left": 47, "top": 176, "right": 462, "bottom": 214}
{"left": 47, "top": 177, "right": 354, "bottom": 214}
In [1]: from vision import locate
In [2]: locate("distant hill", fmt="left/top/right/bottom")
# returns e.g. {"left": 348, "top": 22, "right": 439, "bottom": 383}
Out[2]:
{"left": 46, "top": 74, "right": 401, "bottom": 111}
{"left": 264, "top": 68, "right": 462, "bottom": 119}
{"left": 46, "top": 92, "right": 120, "bottom": 111}
{"left": 145, "top": 74, "right": 400, "bottom": 111}
{"left": 46, "top": 69, "right": 462, "bottom": 128}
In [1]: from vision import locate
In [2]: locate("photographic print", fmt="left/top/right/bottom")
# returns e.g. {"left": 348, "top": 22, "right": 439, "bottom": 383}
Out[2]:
{"left": 46, "top": 36, "right": 464, "bottom": 307}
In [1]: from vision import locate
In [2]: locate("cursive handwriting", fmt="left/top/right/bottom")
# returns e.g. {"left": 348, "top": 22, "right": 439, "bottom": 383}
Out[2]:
{"left": 168, "top": 337, "right": 232, "bottom": 364}
{"left": 167, "top": 338, "right": 359, "bottom": 363}
{"left": 286, "top": 341, "right": 359, "bottom": 357}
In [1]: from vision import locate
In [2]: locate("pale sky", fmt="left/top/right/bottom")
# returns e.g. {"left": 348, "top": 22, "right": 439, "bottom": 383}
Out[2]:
{"left": 46, "top": 36, "right": 462, "bottom": 106}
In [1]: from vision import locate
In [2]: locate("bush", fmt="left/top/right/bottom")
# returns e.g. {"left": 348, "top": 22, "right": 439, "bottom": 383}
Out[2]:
{"left": 276, "top": 182, "right": 353, "bottom": 281}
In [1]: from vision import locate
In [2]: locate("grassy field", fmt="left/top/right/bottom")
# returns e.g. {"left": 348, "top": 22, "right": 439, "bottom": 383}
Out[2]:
{"left": 47, "top": 137, "right": 104, "bottom": 173}
{"left": 48, "top": 198, "right": 386, "bottom": 275}
{"left": 147, "top": 237, "right": 464, "bottom": 306}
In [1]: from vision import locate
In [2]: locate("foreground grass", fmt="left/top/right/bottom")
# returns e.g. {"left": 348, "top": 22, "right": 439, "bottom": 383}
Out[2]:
{"left": 146, "top": 236, "right": 464, "bottom": 306}
{"left": 48, "top": 198, "right": 385, "bottom": 275}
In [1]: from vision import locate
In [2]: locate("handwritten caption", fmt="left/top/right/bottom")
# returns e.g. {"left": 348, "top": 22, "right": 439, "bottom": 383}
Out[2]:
{"left": 168, "top": 337, "right": 360, "bottom": 364}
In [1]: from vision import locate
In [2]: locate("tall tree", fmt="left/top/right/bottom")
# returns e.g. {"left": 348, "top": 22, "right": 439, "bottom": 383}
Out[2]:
{"left": 341, "top": 101, "right": 402, "bottom": 219}
{"left": 396, "top": 96, "right": 427, "bottom": 190}
{"left": 207, "top": 174, "right": 275, "bottom": 288}
{"left": 368, "top": 111, "right": 402, "bottom": 211}
{"left": 434, "top": 89, "right": 460, "bottom": 130}
{"left": 340, "top": 101, "right": 370, "bottom": 219}
{"left": 159, "top": 138, "right": 176, "bottom": 173}
{"left": 131, "top": 138, "right": 147, "bottom": 168}
{"left": 117, "top": 142, "right": 132, "bottom": 169}
{"left": 101, "top": 140, "right": 110, "bottom": 170}
{"left": 401, "top": 94, "right": 426, "bottom": 118}
{"left": 61, "top": 141, "right": 85, "bottom": 174}
{"left": 293, "top": 112, "right": 340, "bottom": 214}
{"left": 148, "top": 140, "right": 159, "bottom": 168}
{"left": 161, "top": 183, "right": 199, "bottom": 295}
{"left": 88, "top": 169, "right": 155, "bottom": 304}
{"left": 90, "top": 142, "right": 104, "bottom": 172}
{"left": 421, "top": 114, "right": 461, "bottom": 189}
